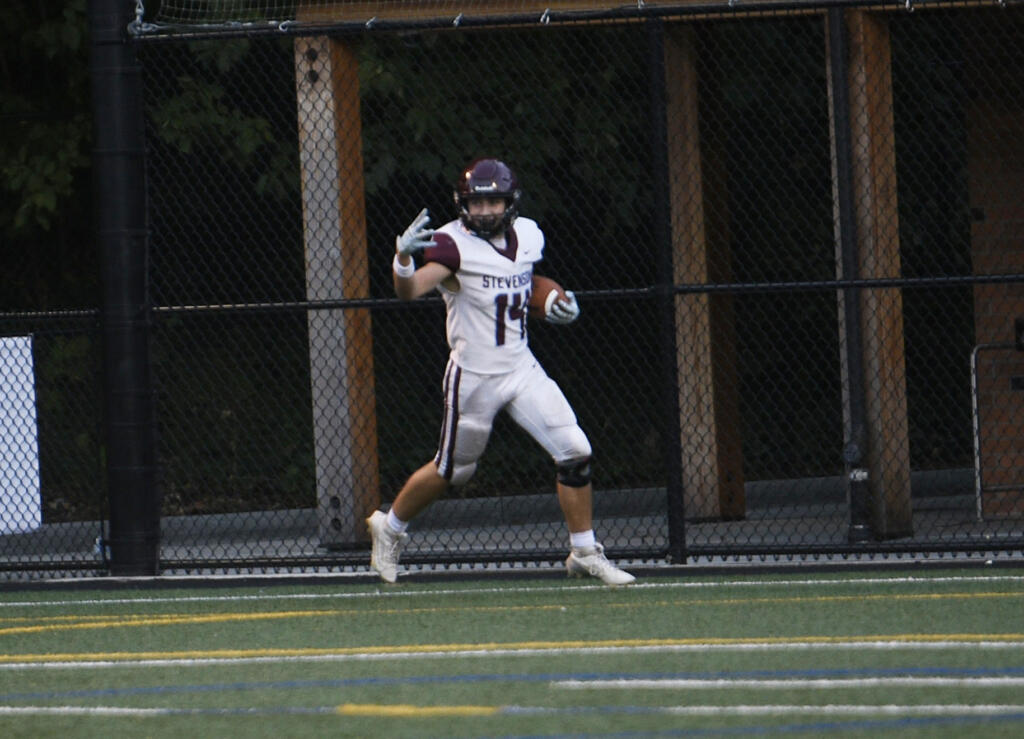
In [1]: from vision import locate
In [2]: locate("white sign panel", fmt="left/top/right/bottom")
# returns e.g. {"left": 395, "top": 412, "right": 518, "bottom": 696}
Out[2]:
{"left": 1, "top": 335, "right": 42, "bottom": 534}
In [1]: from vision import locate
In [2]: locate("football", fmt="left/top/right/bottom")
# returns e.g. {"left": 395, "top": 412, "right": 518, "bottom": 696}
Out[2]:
{"left": 528, "top": 275, "right": 567, "bottom": 319}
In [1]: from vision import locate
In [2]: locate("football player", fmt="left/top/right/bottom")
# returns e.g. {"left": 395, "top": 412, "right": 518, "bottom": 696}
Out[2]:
{"left": 368, "top": 158, "right": 635, "bottom": 586}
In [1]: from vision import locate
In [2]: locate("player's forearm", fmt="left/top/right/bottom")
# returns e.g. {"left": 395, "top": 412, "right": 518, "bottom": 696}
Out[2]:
{"left": 393, "top": 274, "right": 418, "bottom": 300}
{"left": 393, "top": 254, "right": 417, "bottom": 300}
{"left": 393, "top": 260, "right": 451, "bottom": 301}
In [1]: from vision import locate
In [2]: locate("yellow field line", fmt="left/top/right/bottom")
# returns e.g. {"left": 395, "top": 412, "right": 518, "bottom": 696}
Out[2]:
{"left": 336, "top": 703, "right": 499, "bottom": 716}
{"left": 0, "top": 609, "right": 337, "bottom": 637}
{"left": 3, "top": 633, "right": 1024, "bottom": 665}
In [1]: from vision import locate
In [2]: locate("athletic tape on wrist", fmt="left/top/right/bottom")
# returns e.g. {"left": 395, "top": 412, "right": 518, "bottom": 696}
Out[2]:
{"left": 393, "top": 254, "right": 415, "bottom": 278}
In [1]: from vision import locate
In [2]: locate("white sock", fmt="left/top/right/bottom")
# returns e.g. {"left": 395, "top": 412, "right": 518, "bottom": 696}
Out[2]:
{"left": 386, "top": 509, "right": 409, "bottom": 534}
{"left": 570, "top": 530, "right": 596, "bottom": 550}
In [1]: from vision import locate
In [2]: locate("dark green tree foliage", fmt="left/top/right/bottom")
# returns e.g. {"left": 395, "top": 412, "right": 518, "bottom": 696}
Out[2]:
{"left": 143, "top": 37, "right": 304, "bottom": 306}
{"left": 141, "top": 37, "right": 312, "bottom": 511}
{"left": 1, "top": 0, "right": 95, "bottom": 311}
{"left": 0, "top": 2, "right": 106, "bottom": 523}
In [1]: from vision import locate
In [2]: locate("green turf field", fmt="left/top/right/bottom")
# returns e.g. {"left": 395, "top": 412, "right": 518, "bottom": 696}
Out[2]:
{"left": 2, "top": 567, "right": 1024, "bottom": 737}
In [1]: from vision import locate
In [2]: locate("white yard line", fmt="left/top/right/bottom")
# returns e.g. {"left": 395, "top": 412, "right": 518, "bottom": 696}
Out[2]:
{"left": 3, "top": 574, "right": 1024, "bottom": 610}
{"left": 2, "top": 703, "right": 1024, "bottom": 718}
{"left": 638, "top": 704, "right": 1024, "bottom": 717}
{"left": 554, "top": 676, "right": 1024, "bottom": 689}
{"left": 0, "top": 706, "right": 193, "bottom": 716}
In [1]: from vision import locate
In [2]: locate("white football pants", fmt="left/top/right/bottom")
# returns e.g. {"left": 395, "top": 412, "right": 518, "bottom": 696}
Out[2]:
{"left": 433, "top": 354, "right": 592, "bottom": 485}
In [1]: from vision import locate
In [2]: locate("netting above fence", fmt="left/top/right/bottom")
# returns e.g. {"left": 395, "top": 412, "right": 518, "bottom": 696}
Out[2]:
{"left": 139, "top": 0, "right": 642, "bottom": 32}
{"left": 134, "top": 0, "right": 1017, "bottom": 36}
{"left": 140, "top": 0, "right": 796, "bottom": 28}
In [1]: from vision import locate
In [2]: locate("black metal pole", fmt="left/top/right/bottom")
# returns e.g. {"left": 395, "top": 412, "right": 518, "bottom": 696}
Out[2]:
{"left": 828, "top": 8, "right": 872, "bottom": 543}
{"left": 88, "top": 0, "right": 160, "bottom": 574}
{"left": 647, "top": 19, "right": 687, "bottom": 562}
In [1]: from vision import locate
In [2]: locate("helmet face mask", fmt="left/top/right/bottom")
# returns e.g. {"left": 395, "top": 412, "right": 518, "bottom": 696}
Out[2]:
{"left": 454, "top": 158, "right": 521, "bottom": 239}
{"left": 462, "top": 207, "right": 507, "bottom": 239}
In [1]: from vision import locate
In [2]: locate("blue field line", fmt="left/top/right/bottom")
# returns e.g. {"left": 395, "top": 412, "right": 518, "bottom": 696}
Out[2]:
{"left": 491, "top": 710, "right": 1024, "bottom": 737}
{"left": 5, "top": 665, "right": 1024, "bottom": 703}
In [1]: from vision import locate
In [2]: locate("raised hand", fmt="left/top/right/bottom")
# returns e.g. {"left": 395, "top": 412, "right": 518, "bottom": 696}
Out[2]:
{"left": 395, "top": 208, "right": 436, "bottom": 256}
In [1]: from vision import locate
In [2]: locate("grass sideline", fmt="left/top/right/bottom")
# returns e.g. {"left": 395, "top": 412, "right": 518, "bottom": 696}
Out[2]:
{"left": 3, "top": 567, "right": 1024, "bottom": 737}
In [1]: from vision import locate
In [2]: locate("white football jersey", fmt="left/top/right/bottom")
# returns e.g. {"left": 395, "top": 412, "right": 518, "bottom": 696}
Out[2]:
{"left": 423, "top": 217, "right": 545, "bottom": 373}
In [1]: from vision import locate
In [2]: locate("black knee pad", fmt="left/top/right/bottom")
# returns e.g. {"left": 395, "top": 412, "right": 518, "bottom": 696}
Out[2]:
{"left": 557, "top": 456, "right": 593, "bottom": 488}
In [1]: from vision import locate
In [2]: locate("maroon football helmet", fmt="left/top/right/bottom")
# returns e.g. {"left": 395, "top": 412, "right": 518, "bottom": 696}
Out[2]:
{"left": 454, "top": 158, "right": 522, "bottom": 238}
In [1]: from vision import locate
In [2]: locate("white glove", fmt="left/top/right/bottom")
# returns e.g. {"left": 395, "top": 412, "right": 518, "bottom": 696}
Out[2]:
{"left": 546, "top": 290, "right": 580, "bottom": 325}
{"left": 395, "top": 207, "right": 436, "bottom": 256}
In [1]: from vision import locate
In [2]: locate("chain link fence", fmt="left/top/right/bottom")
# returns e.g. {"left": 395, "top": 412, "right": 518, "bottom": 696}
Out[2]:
{"left": 2, "top": 1, "right": 1022, "bottom": 576}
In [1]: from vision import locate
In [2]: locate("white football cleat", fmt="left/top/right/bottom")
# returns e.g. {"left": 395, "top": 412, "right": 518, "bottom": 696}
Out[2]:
{"left": 566, "top": 543, "right": 636, "bottom": 586}
{"left": 367, "top": 510, "right": 408, "bottom": 584}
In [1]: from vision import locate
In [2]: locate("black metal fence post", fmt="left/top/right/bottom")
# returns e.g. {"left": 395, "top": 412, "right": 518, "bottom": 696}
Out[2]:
{"left": 828, "top": 8, "right": 872, "bottom": 543}
{"left": 88, "top": 0, "right": 160, "bottom": 574}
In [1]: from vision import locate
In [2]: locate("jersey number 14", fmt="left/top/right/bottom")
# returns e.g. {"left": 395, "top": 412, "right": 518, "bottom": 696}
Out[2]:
{"left": 494, "top": 290, "right": 530, "bottom": 346}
